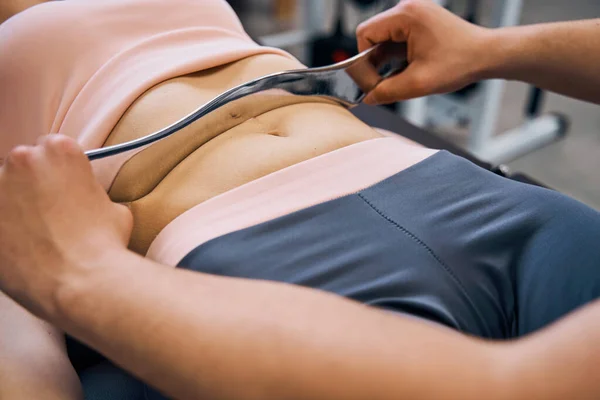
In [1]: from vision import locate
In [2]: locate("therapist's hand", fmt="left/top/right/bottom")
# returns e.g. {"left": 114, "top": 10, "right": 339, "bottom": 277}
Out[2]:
{"left": 0, "top": 135, "right": 132, "bottom": 320}
{"left": 357, "top": 0, "right": 493, "bottom": 104}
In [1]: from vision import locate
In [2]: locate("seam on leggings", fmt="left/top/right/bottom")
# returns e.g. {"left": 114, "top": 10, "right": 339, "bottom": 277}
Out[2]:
{"left": 357, "top": 192, "right": 475, "bottom": 310}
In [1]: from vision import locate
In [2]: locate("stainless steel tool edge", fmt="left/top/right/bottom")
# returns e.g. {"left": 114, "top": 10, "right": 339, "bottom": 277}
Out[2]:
{"left": 86, "top": 42, "right": 408, "bottom": 161}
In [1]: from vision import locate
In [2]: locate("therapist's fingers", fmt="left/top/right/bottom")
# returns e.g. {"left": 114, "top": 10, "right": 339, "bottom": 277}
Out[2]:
{"left": 0, "top": 134, "right": 133, "bottom": 320}
{"left": 356, "top": 5, "right": 410, "bottom": 53}
{"left": 358, "top": 0, "right": 492, "bottom": 104}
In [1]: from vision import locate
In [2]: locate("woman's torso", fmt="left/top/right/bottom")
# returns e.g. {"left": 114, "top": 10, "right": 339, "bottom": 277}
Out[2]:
{"left": 1, "top": 0, "right": 420, "bottom": 254}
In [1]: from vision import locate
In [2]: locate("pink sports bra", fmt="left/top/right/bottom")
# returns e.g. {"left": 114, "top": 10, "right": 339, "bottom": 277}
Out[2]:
{"left": 0, "top": 0, "right": 294, "bottom": 187}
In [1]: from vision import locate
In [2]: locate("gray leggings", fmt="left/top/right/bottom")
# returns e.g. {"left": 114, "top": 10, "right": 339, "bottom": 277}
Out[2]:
{"left": 72, "top": 151, "right": 600, "bottom": 398}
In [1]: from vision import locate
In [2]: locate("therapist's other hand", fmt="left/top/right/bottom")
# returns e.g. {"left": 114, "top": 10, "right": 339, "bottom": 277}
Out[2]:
{"left": 357, "top": 0, "right": 493, "bottom": 104}
{"left": 0, "top": 135, "right": 132, "bottom": 320}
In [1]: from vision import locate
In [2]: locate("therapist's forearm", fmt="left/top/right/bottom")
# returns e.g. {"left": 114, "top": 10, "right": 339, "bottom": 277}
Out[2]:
{"left": 54, "top": 249, "right": 508, "bottom": 400}
{"left": 510, "top": 301, "right": 600, "bottom": 400}
{"left": 483, "top": 19, "right": 600, "bottom": 104}
{"left": 51, "top": 248, "right": 600, "bottom": 400}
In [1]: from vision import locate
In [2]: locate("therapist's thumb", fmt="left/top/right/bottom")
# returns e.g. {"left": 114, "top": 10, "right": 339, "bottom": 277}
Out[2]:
{"left": 363, "top": 64, "right": 433, "bottom": 104}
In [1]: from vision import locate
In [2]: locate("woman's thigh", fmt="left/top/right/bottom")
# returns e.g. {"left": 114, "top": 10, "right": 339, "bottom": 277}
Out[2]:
{"left": 514, "top": 190, "right": 600, "bottom": 336}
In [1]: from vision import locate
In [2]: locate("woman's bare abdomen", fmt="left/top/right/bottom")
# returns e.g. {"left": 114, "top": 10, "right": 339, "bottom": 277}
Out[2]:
{"left": 105, "top": 54, "right": 384, "bottom": 254}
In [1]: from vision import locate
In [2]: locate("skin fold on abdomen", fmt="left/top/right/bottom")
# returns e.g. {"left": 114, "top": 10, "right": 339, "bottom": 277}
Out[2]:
{"left": 104, "top": 53, "right": 383, "bottom": 254}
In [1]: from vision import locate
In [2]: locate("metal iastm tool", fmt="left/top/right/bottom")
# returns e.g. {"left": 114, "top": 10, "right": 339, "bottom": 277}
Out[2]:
{"left": 86, "top": 42, "right": 408, "bottom": 161}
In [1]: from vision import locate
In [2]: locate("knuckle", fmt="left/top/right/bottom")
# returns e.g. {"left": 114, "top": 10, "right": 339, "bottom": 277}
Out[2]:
{"left": 397, "top": 0, "right": 421, "bottom": 14}
{"left": 46, "top": 135, "right": 79, "bottom": 155}
{"left": 356, "top": 21, "right": 368, "bottom": 36}
{"left": 46, "top": 134, "right": 68, "bottom": 149}
{"left": 7, "top": 146, "right": 35, "bottom": 167}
